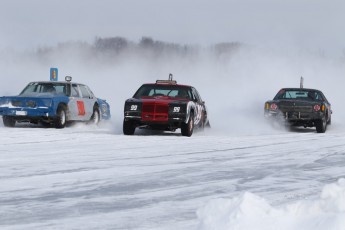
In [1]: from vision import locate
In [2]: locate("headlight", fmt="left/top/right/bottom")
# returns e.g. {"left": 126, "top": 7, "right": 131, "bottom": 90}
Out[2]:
{"left": 101, "top": 104, "right": 108, "bottom": 113}
{"left": 0, "top": 98, "right": 10, "bottom": 106}
{"left": 41, "top": 99, "right": 52, "bottom": 107}
{"left": 26, "top": 100, "right": 36, "bottom": 108}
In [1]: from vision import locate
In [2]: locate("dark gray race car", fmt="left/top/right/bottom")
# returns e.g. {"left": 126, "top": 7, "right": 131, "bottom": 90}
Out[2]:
{"left": 264, "top": 87, "right": 332, "bottom": 133}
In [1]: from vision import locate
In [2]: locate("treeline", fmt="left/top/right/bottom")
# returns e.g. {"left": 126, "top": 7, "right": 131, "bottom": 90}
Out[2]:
{"left": 36, "top": 36, "right": 243, "bottom": 60}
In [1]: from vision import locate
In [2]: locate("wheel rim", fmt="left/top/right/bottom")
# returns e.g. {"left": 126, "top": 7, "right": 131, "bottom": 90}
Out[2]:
{"left": 323, "top": 119, "right": 326, "bottom": 129}
{"left": 93, "top": 110, "right": 100, "bottom": 124}
{"left": 60, "top": 110, "right": 66, "bottom": 125}
{"left": 189, "top": 117, "right": 193, "bottom": 132}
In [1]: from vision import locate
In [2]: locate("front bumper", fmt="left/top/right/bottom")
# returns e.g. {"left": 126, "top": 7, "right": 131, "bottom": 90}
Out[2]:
{"left": 0, "top": 107, "right": 54, "bottom": 118}
{"left": 124, "top": 112, "right": 187, "bottom": 129}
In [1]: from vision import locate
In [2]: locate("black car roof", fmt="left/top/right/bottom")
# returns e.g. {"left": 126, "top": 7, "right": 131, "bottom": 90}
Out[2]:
{"left": 30, "top": 81, "right": 84, "bottom": 85}
{"left": 142, "top": 83, "right": 192, "bottom": 88}
{"left": 280, "top": 88, "right": 323, "bottom": 92}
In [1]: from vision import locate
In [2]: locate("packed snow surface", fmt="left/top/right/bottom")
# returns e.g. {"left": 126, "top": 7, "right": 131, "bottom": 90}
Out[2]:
{"left": 1, "top": 123, "right": 345, "bottom": 230}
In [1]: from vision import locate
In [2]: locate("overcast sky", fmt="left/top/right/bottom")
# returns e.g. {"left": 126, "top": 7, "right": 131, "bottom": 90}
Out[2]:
{"left": 1, "top": 0, "right": 344, "bottom": 55}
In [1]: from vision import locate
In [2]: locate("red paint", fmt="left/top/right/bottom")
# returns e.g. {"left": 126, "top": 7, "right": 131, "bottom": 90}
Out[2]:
{"left": 141, "top": 98, "right": 172, "bottom": 122}
{"left": 77, "top": 101, "right": 85, "bottom": 115}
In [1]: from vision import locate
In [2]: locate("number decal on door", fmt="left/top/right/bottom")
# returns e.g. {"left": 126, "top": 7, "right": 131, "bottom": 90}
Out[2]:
{"left": 77, "top": 101, "right": 85, "bottom": 116}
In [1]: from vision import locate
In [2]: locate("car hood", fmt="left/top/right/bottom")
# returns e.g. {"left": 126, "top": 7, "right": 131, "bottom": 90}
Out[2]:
{"left": 16, "top": 93, "right": 63, "bottom": 99}
{"left": 127, "top": 96, "right": 188, "bottom": 104}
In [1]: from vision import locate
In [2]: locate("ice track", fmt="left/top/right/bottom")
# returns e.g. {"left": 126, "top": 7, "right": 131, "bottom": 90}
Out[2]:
{"left": 1, "top": 124, "right": 345, "bottom": 229}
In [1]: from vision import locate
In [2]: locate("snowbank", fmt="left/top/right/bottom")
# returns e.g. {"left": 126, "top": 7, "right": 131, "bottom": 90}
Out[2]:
{"left": 197, "top": 178, "right": 345, "bottom": 230}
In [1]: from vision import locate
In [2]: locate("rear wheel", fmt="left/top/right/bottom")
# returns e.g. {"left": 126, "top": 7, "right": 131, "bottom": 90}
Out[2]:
{"left": 123, "top": 119, "right": 136, "bottom": 135}
{"left": 3, "top": 116, "right": 16, "bottom": 127}
{"left": 55, "top": 105, "right": 67, "bottom": 129}
{"left": 90, "top": 106, "right": 100, "bottom": 125}
{"left": 316, "top": 118, "right": 327, "bottom": 133}
{"left": 181, "top": 113, "right": 194, "bottom": 137}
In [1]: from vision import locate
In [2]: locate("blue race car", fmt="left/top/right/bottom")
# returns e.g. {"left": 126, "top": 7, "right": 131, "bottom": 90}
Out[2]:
{"left": 0, "top": 77, "right": 111, "bottom": 128}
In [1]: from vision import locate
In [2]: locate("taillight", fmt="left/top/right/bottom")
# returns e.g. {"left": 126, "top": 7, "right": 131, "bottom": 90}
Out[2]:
{"left": 270, "top": 103, "right": 278, "bottom": 110}
{"left": 321, "top": 104, "right": 325, "bottom": 112}
{"left": 314, "top": 104, "right": 321, "bottom": 112}
{"left": 265, "top": 103, "right": 269, "bottom": 110}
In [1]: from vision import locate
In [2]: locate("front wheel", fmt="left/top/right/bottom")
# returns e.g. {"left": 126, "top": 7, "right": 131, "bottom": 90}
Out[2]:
{"left": 315, "top": 118, "right": 327, "bottom": 133}
{"left": 3, "top": 116, "right": 16, "bottom": 127}
{"left": 123, "top": 119, "right": 136, "bottom": 135}
{"left": 181, "top": 114, "right": 194, "bottom": 137}
{"left": 55, "top": 105, "right": 67, "bottom": 129}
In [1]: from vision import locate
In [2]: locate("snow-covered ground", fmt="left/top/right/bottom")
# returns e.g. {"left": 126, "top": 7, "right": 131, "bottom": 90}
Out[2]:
{"left": 1, "top": 122, "right": 345, "bottom": 230}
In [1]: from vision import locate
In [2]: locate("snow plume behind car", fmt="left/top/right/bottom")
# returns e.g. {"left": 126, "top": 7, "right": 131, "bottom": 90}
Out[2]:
{"left": 1, "top": 38, "right": 345, "bottom": 134}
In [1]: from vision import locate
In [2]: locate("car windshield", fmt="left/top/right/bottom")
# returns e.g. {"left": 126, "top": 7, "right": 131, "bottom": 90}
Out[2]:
{"left": 20, "top": 82, "right": 70, "bottom": 96}
{"left": 133, "top": 85, "right": 192, "bottom": 99}
{"left": 274, "top": 89, "right": 324, "bottom": 101}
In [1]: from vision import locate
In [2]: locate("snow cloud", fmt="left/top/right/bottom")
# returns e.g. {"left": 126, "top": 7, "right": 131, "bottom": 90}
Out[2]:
{"left": 1, "top": 0, "right": 345, "bottom": 134}
{"left": 1, "top": 39, "right": 345, "bottom": 134}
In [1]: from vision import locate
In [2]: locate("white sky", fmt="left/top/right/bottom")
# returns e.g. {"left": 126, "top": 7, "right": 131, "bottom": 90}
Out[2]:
{"left": 1, "top": 0, "right": 345, "bottom": 54}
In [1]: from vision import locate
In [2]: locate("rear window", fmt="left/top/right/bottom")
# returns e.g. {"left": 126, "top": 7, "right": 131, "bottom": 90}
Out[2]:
{"left": 274, "top": 89, "right": 323, "bottom": 101}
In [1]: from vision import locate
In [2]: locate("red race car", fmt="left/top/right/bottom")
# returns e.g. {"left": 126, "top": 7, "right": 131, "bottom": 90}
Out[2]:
{"left": 123, "top": 74, "right": 210, "bottom": 136}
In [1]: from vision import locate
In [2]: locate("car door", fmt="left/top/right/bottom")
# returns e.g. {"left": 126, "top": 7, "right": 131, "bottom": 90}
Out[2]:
{"left": 67, "top": 83, "right": 86, "bottom": 121}
{"left": 78, "top": 84, "right": 96, "bottom": 120}
{"left": 191, "top": 87, "right": 205, "bottom": 126}
{"left": 192, "top": 88, "right": 203, "bottom": 125}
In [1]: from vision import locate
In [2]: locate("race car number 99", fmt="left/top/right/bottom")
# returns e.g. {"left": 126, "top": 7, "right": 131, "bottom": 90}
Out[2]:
{"left": 173, "top": 107, "right": 180, "bottom": 112}
{"left": 130, "top": 105, "right": 138, "bottom": 111}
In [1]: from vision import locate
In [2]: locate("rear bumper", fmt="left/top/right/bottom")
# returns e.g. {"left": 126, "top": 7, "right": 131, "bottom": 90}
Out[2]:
{"left": 265, "top": 110, "right": 326, "bottom": 124}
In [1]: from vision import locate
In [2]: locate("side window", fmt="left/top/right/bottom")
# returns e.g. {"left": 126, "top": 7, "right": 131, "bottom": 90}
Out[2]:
{"left": 71, "top": 84, "right": 80, "bottom": 97}
{"left": 86, "top": 86, "right": 95, "bottom": 98}
{"left": 79, "top": 85, "right": 91, "bottom": 99}
{"left": 54, "top": 85, "right": 66, "bottom": 95}
{"left": 318, "top": 92, "right": 327, "bottom": 102}
{"left": 192, "top": 88, "right": 201, "bottom": 102}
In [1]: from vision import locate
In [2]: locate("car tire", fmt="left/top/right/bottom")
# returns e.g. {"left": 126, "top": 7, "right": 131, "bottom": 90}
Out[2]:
{"left": 327, "top": 115, "right": 331, "bottom": 125}
{"left": 55, "top": 105, "right": 67, "bottom": 129}
{"left": 181, "top": 113, "right": 194, "bottom": 137}
{"left": 90, "top": 106, "right": 100, "bottom": 125}
{"left": 3, "top": 116, "right": 16, "bottom": 127}
{"left": 316, "top": 118, "right": 327, "bottom": 133}
{"left": 123, "top": 119, "right": 136, "bottom": 135}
